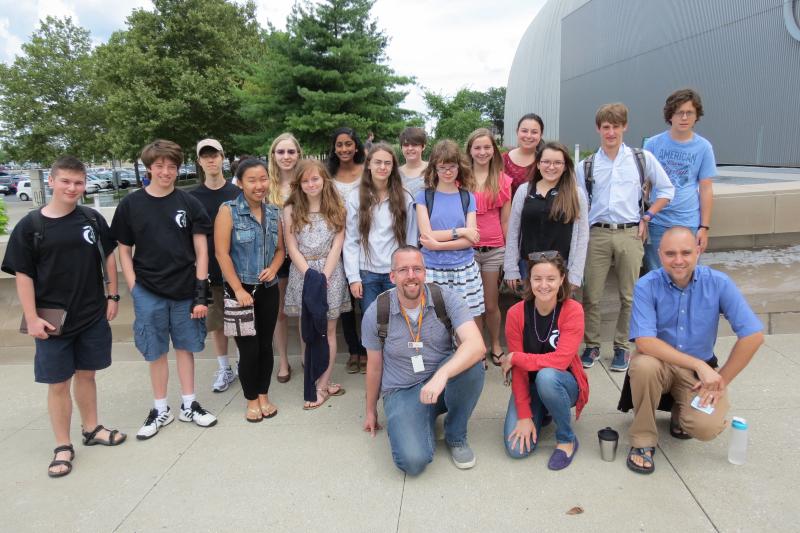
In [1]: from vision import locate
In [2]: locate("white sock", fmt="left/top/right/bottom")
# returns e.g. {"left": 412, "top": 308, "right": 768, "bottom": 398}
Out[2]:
{"left": 154, "top": 398, "right": 168, "bottom": 415}
{"left": 217, "top": 355, "right": 230, "bottom": 370}
{"left": 182, "top": 394, "right": 196, "bottom": 410}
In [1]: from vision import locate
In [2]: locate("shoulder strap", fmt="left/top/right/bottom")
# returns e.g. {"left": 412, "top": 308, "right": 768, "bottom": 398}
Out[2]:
{"left": 631, "top": 147, "right": 649, "bottom": 214}
{"left": 583, "top": 154, "right": 595, "bottom": 206}
{"left": 458, "top": 189, "right": 470, "bottom": 219}
{"left": 76, "top": 205, "right": 110, "bottom": 289}
{"left": 426, "top": 283, "right": 452, "bottom": 337}
{"left": 424, "top": 188, "right": 435, "bottom": 219}
{"left": 376, "top": 289, "right": 391, "bottom": 347}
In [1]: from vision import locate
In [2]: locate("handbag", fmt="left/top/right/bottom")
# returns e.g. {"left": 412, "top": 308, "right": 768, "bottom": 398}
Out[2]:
{"left": 223, "top": 287, "right": 257, "bottom": 337}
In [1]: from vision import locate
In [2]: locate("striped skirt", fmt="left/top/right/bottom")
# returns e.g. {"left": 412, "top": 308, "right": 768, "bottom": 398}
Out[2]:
{"left": 426, "top": 260, "right": 485, "bottom": 317}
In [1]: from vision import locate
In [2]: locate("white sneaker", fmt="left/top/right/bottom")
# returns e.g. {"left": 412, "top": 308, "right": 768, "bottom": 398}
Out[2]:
{"left": 179, "top": 401, "right": 218, "bottom": 427}
{"left": 136, "top": 407, "right": 174, "bottom": 440}
{"left": 212, "top": 366, "right": 236, "bottom": 392}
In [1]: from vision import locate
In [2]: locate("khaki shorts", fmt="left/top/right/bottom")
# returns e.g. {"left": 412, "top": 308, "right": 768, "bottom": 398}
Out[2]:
{"left": 207, "top": 285, "right": 224, "bottom": 332}
{"left": 473, "top": 246, "right": 505, "bottom": 272}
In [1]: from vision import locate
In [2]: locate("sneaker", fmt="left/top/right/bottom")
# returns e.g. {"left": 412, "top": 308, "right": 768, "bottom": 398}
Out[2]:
{"left": 136, "top": 407, "right": 174, "bottom": 440}
{"left": 212, "top": 366, "right": 236, "bottom": 393}
{"left": 179, "top": 401, "right": 218, "bottom": 427}
{"left": 581, "top": 347, "right": 600, "bottom": 368}
{"left": 448, "top": 442, "right": 477, "bottom": 470}
{"left": 610, "top": 348, "right": 631, "bottom": 372}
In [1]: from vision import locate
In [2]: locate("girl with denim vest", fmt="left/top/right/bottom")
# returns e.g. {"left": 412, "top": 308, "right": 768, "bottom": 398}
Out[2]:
{"left": 215, "top": 159, "right": 285, "bottom": 422}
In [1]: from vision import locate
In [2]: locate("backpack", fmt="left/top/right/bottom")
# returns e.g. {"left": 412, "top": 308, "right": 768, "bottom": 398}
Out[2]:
{"left": 376, "top": 283, "right": 453, "bottom": 348}
{"left": 423, "top": 187, "right": 470, "bottom": 221}
{"left": 583, "top": 147, "right": 651, "bottom": 214}
{"left": 30, "top": 205, "right": 110, "bottom": 288}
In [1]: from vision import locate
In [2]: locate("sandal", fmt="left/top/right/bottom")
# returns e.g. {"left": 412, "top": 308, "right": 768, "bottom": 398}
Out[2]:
{"left": 276, "top": 365, "right": 292, "bottom": 383}
{"left": 246, "top": 407, "right": 263, "bottom": 423}
{"left": 346, "top": 357, "right": 360, "bottom": 374}
{"left": 359, "top": 355, "right": 368, "bottom": 374}
{"left": 626, "top": 447, "right": 656, "bottom": 475}
{"left": 670, "top": 406, "right": 692, "bottom": 440}
{"left": 303, "top": 388, "right": 330, "bottom": 411}
{"left": 82, "top": 425, "right": 127, "bottom": 446}
{"left": 48, "top": 444, "right": 74, "bottom": 478}
{"left": 327, "top": 383, "right": 346, "bottom": 397}
{"left": 260, "top": 403, "right": 278, "bottom": 419}
{"left": 490, "top": 352, "right": 504, "bottom": 367}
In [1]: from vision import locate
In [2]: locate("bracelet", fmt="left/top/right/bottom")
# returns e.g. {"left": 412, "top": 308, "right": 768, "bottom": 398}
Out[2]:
{"left": 698, "top": 225, "right": 710, "bottom": 231}
{"left": 193, "top": 279, "right": 211, "bottom": 307}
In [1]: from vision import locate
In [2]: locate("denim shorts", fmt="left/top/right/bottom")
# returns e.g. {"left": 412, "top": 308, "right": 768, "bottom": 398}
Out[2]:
{"left": 34, "top": 316, "right": 112, "bottom": 384}
{"left": 131, "top": 284, "right": 206, "bottom": 361}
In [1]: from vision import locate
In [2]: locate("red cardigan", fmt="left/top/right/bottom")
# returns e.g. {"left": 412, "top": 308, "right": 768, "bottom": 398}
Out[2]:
{"left": 505, "top": 298, "right": 589, "bottom": 420}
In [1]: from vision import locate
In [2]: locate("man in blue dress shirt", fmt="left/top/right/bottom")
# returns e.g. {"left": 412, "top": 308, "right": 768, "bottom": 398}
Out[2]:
{"left": 625, "top": 226, "right": 763, "bottom": 474}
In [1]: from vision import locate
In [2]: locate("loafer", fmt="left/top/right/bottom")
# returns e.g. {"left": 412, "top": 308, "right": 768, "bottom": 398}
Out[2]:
{"left": 548, "top": 438, "right": 578, "bottom": 471}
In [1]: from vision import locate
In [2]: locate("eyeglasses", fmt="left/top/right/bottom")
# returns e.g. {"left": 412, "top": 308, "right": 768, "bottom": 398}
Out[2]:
{"left": 275, "top": 149, "right": 297, "bottom": 156}
{"left": 673, "top": 110, "right": 696, "bottom": 118}
{"left": 371, "top": 160, "right": 392, "bottom": 168}
{"left": 527, "top": 250, "right": 560, "bottom": 261}
{"left": 435, "top": 164, "right": 458, "bottom": 174}
{"left": 539, "top": 160, "right": 565, "bottom": 168}
{"left": 392, "top": 266, "right": 425, "bottom": 276}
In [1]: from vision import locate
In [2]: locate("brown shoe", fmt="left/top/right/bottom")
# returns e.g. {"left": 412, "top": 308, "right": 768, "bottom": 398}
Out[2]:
{"left": 276, "top": 365, "right": 292, "bottom": 383}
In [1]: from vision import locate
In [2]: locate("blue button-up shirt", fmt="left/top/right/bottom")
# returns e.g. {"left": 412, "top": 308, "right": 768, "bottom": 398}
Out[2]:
{"left": 630, "top": 265, "right": 762, "bottom": 361}
{"left": 576, "top": 144, "right": 674, "bottom": 225}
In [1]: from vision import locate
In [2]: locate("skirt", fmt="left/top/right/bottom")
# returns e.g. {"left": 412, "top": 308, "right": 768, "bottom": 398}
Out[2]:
{"left": 425, "top": 259, "right": 485, "bottom": 317}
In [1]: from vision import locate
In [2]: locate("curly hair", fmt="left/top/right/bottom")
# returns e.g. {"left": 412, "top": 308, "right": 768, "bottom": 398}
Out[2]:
{"left": 286, "top": 159, "right": 345, "bottom": 233}
{"left": 663, "top": 88, "right": 704, "bottom": 125}
{"left": 267, "top": 133, "right": 302, "bottom": 206}
{"left": 466, "top": 128, "right": 504, "bottom": 202}
{"left": 422, "top": 139, "right": 474, "bottom": 192}
{"left": 358, "top": 143, "right": 408, "bottom": 262}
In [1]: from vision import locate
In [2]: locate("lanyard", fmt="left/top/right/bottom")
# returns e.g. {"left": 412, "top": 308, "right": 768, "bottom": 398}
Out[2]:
{"left": 399, "top": 291, "right": 426, "bottom": 347}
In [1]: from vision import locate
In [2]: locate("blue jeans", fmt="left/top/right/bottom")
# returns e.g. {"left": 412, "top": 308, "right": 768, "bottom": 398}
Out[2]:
{"left": 383, "top": 360, "right": 485, "bottom": 475}
{"left": 360, "top": 270, "right": 394, "bottom": 316}
{"left": 503, "top": 368, "right": 579, "bottom": 458}
{"left": 644, "top": 224, "right": 698, "bottom": 272}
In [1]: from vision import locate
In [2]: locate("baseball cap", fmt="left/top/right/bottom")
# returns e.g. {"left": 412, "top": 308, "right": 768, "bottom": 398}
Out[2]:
{"left": 196, "top": 138, "right": 224, "bottom": 156}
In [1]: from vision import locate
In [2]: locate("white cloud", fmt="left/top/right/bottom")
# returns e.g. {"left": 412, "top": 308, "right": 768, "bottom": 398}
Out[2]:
{"left": 0, "top": 17, "right": 24, "bottom": 63}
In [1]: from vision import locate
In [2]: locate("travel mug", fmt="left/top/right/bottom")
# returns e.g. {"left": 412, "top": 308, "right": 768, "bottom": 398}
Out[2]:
{"left": 598, "top": 427, "right": 619, "bottom": 462}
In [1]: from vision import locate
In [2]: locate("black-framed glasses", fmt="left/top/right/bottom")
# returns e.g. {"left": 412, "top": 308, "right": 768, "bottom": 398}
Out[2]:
{"left": 527, "top": 250, "right": 560, "bottom": 261}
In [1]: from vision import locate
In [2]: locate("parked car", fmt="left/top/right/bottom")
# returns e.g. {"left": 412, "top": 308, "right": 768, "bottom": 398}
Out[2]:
{"left": 0, "top": 177, "right": 16, "bottom": 194}
{"left": 86, "top": 173, "right": 112, "bottom": 190}
{"left": 96, "top": 169, "right": 135, "bottom": 189}
{"left": 17, "top": 180, "right": 32, "bottom": 201}
{"left": 0, "top": 183, "right": 8, "bottom": 195}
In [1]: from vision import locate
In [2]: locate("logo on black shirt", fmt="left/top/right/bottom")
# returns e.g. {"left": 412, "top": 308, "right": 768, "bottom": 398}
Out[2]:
{"left": 82, "top": 225, "right": 96, "bottom": 245}
{"left": 549, "top": 329, "right": 560, "bottom": 349}
{"left": 175, "top": 210, "right": 187, "bottom": 228}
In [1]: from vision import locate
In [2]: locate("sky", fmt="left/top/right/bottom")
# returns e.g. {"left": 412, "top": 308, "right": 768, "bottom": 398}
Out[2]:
{"left": 0, "top": 0, "right": 545, "bottom": 118}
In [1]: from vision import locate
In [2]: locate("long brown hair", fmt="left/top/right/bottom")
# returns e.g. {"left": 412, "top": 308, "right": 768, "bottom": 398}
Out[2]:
{"left": 524, "top": 253, "right": 571, "bottom": 303}
{"left": 286, "top": 159, "right": 345, "bottom": 233}
{"left": 466, "top": 128, "right": 503, "bottom": 202}
{"left": 268, "top": 132, "right": 302, "bottom": 207}
{"left": 531, "top": 142, "right": 580, "bottom": 223}
{"left": 358, "top": 143, "right": 408, "bottom": 261}
{"left": 422, "top": 139, "right": 475, "bottom": 192}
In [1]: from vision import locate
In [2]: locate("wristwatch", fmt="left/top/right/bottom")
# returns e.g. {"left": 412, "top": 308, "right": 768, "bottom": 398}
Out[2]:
{"left": 698, "top": 225, "right": 710, "bottom": 231}
{"left": 451, "top": 228, "right": 459, "bottom": 240}
{"left": 107, "top": 294, "right": 120, "bottom": 302}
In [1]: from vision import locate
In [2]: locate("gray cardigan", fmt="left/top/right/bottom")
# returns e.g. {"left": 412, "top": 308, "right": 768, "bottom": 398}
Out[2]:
{"left": 503, "top": 183, "right": 589, "bottom": 287}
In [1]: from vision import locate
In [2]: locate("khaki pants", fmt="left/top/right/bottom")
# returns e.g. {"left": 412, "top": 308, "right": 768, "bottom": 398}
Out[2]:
{"left": 582, "top": 226, "right": 644, "bottom": 350}
{"left": 628, "top": 354, "right": 729, "bottom": 448}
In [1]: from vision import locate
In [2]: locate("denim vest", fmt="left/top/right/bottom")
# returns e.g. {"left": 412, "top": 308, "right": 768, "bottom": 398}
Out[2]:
{"left": 225, "top": 193, "right": 280, "bottom": 287}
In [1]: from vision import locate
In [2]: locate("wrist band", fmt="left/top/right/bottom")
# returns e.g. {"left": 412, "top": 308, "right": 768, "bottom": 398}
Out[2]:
{"left": 193, "top": 279, "right": 211, "bottom": 307}
{"left": 698, "top": 225, "right": 710, "bottom": 230}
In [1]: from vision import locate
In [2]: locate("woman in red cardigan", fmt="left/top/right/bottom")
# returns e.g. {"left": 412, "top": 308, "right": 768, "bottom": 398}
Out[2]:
{"left": 500, "top": 252, "right": 589, "bottom": 470}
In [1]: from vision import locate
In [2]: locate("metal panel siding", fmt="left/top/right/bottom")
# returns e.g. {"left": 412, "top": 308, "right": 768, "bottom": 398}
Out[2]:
{"left": 506, "top": 0, "right": 800, "bottom": 165}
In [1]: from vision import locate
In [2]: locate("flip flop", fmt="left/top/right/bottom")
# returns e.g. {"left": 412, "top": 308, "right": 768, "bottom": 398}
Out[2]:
{"left": 327, "top": 383, "right": 346, "bottom": 397}
{"left": 670, "top": 421, "right": 692, "bottom": 440}
{"left": 626, "top": 447, "right": 656, "bottom": 475}
{"left": 260, "top": 403, "right": 278, "bottom": 419}
{"left": 303, "top": 389, "right": 330, "bottom": 411}
{"left": 276, "top": 365, "right": 292, "bottom": 383}
{"left": 490, "top": 352, "right": 504, "bottom": 367}
{"left": 246, "top": 407, "right": 263, "bottom": 423}
{"left": 81, "top": 425, "right": 127, "bottom": 446}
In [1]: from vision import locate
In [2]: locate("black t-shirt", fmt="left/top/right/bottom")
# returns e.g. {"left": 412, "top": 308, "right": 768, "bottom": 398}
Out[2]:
{"left": 1, "top": 207, "right": 117, "bottom": 336}
{"left": 190, "top": 181, "right": 240, "bottom": 285}
{"left": 520, "top": 186, "right": 574, "bottom": 263}
{"left": 522, "top": 300, "right": 562, "bottom": 381}
{"left": 111, "top": 188, "right": 212, "bottom": 300}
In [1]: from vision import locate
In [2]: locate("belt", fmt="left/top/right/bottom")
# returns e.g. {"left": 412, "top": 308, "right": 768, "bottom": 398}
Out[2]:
{"left": 592, "top": 222, "right": 639, "bottom": 229}
{"left": 473, "top": 246, "right": 500, "bottom": 253}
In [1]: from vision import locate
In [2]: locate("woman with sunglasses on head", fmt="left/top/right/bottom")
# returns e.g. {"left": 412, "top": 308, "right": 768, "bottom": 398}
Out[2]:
{"left": 501, "top": 253, "right": 589, "bottom": 470}
{"left": 504, "top": 113, "right": 545, "bottom": 196}
{"left": 344, "top": 143, "right": 418, "bottom": 322}
{"left": 327, "top": 127, "right": 369, "bottom": 374}
{"left": 268, "top": 133, "right": 302, "bottom": 384}
{"left": 504, "top": 141, "right": 588, "bottom": 294}
{"left": 415, "top": 140, "right": 485, "bottom": 318}
{"left": 215, "top": 158, "right": 285, "bottom": 422}
{"left": 466, "top": 128, "right": 513, "bottom": 367}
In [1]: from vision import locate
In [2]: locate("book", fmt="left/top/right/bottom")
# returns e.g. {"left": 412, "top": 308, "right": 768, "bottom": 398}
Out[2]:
{"left": 20, "top": 308, "right": 67, "bottom": 336}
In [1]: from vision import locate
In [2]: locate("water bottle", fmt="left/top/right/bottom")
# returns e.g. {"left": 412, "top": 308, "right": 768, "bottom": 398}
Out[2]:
{"left": 728, "top": 417, "right": 748, "bottom": 465}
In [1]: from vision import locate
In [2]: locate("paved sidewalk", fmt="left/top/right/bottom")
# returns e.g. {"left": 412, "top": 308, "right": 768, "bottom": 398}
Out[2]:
{"left": 1, "top": 333, "right": 797, "bottom": 532}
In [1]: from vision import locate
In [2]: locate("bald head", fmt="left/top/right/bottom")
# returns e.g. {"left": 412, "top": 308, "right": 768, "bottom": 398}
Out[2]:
{"left": 659, "top": 226, "right": 696, "bottom": 251}
{"left": 658, "top": 226, "right": 700, "bottom": 287}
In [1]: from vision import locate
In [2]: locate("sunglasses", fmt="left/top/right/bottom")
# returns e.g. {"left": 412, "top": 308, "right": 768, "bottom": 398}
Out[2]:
{"left": 527, "top": 250, "right": 561, "bottom": 261}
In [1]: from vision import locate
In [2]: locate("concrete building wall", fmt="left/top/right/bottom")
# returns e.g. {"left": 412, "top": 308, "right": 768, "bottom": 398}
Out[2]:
{"left": 505, "top": 0, "right": 800, "bottom": 166}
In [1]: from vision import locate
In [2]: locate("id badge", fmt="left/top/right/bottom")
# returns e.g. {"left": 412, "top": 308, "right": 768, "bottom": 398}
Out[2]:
{"left": 408, "top": 341, "right": 423, "bottom": 349}
{"left": 411, "top": 354, "right": 425, "bottom": 373}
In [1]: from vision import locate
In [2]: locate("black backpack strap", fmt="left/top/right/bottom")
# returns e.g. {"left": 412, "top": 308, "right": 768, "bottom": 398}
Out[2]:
{"left": 76, "top": 205, "right": 110, "bottom": 289}
{"left": 426, "top": 283, "right": 452, "bottom": 339}
{"left": 424, "top": 188, "right": 435, "bottom": 219}
{"left": 631, "top": 147, "right": 649, "bottom": 214}
{"left": 458, "top": 188, "right": 470, "bottom": 219}
{"left": 376, "top": 289, "right": 391, "bottom": 348}
{"left": 583, "top": 154, "right": 595, "bottom": 207}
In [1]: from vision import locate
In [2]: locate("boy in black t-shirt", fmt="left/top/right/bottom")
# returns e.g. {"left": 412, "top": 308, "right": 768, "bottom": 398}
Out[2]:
{"left": 111, "top": 140, "right": 218, "bottom": 440}
{"left": 2, "top": 156, "right": 126, "bottom": 478}
{"left": 190, "top": 139, "right": 241, "bottom": 393}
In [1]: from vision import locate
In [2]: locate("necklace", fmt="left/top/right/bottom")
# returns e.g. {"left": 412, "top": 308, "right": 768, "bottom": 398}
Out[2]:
{"left": 533, "top": 304, "right": 557, "bottom": 343}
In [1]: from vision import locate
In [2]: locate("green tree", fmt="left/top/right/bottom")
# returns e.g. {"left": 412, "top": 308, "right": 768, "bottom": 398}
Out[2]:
{"left": 483, "top": 86, "right": 506, "bottom": 143}
{"left": 424, "top": 86, "right": 506, "bottom": 146}
{"left": 0, "top": 17, "right": 105, "bottom": 164}
{"left": 236, "top": 0, "right": 414, "bottom": 154}
{"left": 93, "top": 0, "right": 262, "bottom": 166}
